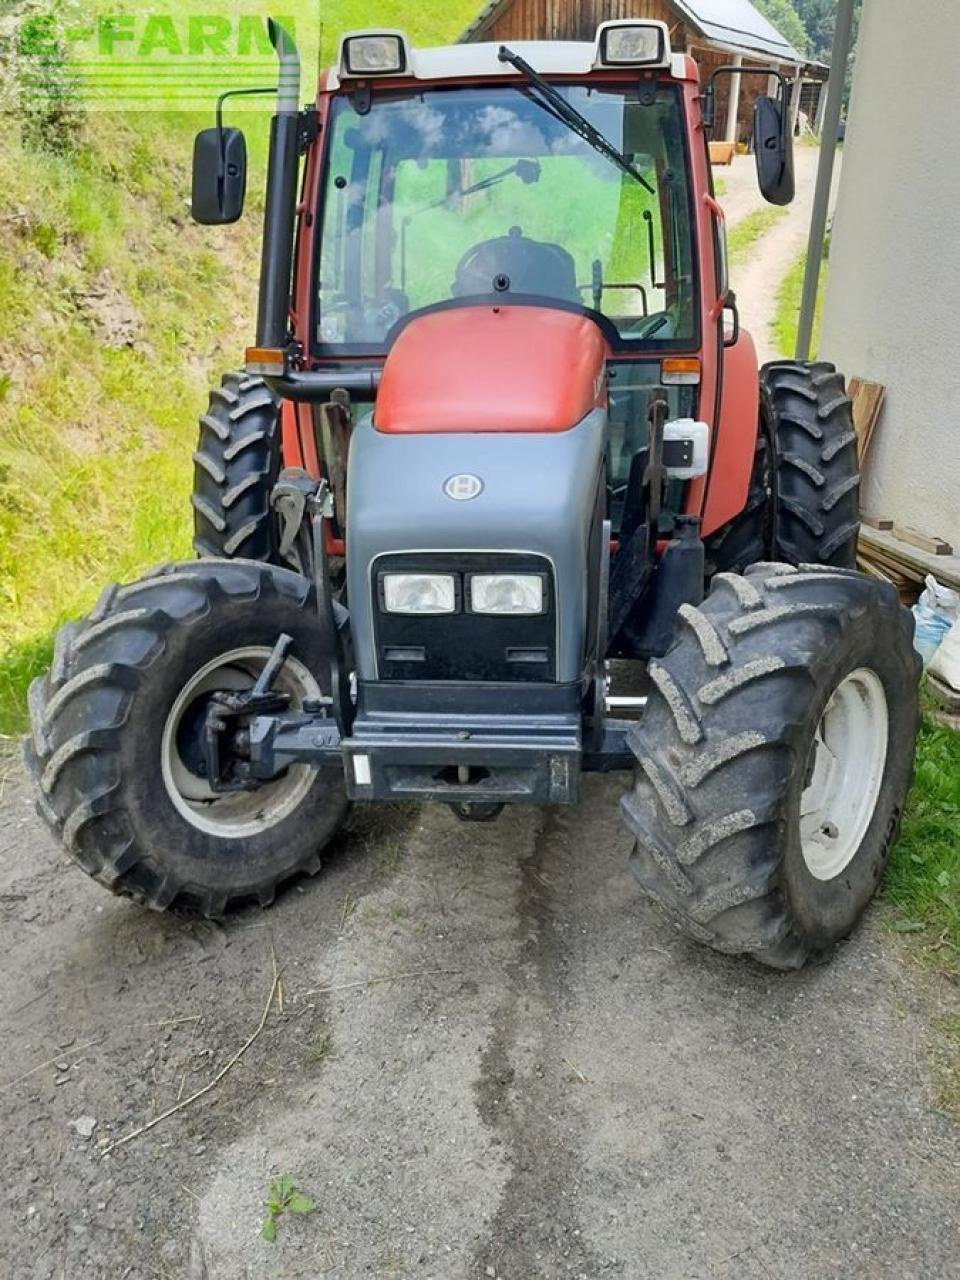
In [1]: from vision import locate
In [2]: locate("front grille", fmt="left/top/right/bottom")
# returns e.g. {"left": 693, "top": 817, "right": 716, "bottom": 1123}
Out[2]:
{"left": 372, "top": 552, "right": 556, "bottom": 682}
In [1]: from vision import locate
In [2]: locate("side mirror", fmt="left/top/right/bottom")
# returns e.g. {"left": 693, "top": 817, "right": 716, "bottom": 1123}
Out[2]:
{"left": 753, "top": 96, "right": 795, "bottom": 206}
{"left": 702, "top": 83, "right": 716, "bottom": 130}
{"left": 192, "top": 126, "right": 247, "bottom": 225}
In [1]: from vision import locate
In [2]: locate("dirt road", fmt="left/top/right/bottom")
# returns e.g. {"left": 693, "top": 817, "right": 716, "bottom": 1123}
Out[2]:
{"left": 717, "top": 146, "right": 840, "bottom": 362}
{"left": 1, "top": 749, "right": 959, "bottom": 1279}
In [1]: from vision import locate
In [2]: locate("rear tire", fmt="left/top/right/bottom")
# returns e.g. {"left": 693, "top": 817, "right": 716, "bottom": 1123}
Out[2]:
{"left": 24, "top": 560, "right": 348, "bottom": 916}
{"left": 192, "top": 372, "right": 282, "bottom": 563}
{"left": 622, "top": 564, "right": 919, "bottom": 969}
{"left": 705, "top": 361, "right": 860, "bottom": 575}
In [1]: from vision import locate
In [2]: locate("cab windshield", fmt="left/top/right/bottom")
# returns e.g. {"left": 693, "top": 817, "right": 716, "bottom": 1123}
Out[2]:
{"left": 314, "top": 83, "right": 697, "bottom": 353}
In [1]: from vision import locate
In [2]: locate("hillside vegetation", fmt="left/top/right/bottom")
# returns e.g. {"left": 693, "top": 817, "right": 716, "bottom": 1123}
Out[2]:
{"left": 0, "top": 1, "right": 479, "bottom": 734}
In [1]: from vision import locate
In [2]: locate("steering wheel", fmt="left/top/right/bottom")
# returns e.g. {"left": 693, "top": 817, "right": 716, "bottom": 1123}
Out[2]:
{"left": 452, "top": 227, "right": 580, "bottom": 303}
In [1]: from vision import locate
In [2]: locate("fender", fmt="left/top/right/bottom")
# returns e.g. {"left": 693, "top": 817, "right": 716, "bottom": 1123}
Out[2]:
{"left": 700, "top": 328, "right": 760, "bottom": 537}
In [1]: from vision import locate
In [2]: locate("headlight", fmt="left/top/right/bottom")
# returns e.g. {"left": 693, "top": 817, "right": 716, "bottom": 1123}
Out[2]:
{"left": 342, "top": 33, "right": 407, "bottom": 76}
{"left": 381, "top": 573, "right": 457, "bottom": 615}
{"left": 598, "top": 23, "right": 667, "bottom": 66}
{"left": 469, "top": 574, "right": 544, "bottom": 616}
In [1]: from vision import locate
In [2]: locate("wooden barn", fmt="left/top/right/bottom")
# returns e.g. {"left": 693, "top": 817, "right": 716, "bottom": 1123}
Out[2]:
{"left": 461, "top": 0, "right": 828, "bottom": 145}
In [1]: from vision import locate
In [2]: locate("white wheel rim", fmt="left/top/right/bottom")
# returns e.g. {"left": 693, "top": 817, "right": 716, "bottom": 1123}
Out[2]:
{"left": 161, "top": 646, "right": 322, "bottom": 841}
{"left": 799, "top": 667, "right": 889, "bottom": 881}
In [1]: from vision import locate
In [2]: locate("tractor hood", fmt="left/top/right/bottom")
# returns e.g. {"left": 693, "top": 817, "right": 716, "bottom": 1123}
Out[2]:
{"left": 374, "top": 303, "right": 609, "bottom": 434}
{"left": 345, "top": 406, "right": 606, "bottom": 684}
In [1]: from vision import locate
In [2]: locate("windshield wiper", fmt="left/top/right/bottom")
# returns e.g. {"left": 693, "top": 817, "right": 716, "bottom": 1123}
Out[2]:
{"left": 497, "top": 46, "right": 655, "bottom": 196}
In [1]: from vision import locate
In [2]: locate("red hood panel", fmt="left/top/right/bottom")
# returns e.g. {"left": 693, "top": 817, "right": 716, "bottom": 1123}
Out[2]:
{"left": 374, "top": 305, "right": 608, "bottom": 434}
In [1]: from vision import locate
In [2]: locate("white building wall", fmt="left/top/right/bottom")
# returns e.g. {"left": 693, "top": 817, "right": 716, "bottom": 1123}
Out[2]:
{"left": 820, "top": 0, "right": 960, "bottom": 546}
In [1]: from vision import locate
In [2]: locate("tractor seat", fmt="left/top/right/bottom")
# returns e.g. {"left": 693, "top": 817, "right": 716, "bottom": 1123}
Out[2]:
{"left": 452, "top": 227, "right": 580, "bottom": 304}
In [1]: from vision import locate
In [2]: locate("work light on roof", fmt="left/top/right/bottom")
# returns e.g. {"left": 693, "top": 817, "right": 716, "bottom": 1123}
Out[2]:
{"left": 596, "top": 20, "right": 670, "bottom": 68}
{"left": 340, "top": 30, "right": 409, "bottom": 77}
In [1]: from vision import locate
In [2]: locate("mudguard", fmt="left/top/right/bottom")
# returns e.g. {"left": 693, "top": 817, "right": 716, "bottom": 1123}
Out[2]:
{"left": 700, "top": 328, "right": 760, "bottom": 538}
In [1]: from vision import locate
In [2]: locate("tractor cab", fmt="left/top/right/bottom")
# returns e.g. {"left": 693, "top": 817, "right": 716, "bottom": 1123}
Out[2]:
{"left": 312, "top": 34, "right": 702, "bottom": 541}
{"left": 314, "top": 42, "right": 698, "bottom": 353}
{"left": 193, "top": 19, "right": 794, "bottom": 546}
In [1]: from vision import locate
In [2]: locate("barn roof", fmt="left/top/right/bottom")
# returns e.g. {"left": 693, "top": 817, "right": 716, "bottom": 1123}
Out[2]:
{"left": 670, "top": 0, "right": 803, "bottom": 62}
{"left": 462, "top": 0, "right": 805, "bottom": 65}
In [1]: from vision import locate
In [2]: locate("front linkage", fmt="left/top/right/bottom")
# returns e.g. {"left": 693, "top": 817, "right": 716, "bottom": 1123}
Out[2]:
{"left": 228, "top": 471, "right": 353, "bottom": 784}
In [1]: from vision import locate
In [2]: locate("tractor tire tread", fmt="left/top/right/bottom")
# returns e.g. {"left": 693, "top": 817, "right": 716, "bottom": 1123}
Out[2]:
{"left": 192, "top": 450, "right": 226, "bottom": 485}
{"left": 704, "top": 361, "right": 861, "bottom": 575}
{"left": 192, "top": 371, "right": 282, "bottom": 564}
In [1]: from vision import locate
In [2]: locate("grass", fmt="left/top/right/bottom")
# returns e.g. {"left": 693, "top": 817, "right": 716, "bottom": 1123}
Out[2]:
{"left": 883, "top": 707, "right": 960, "bottom": 1116}
{"left": 773, "top": 236, "right": 828, "bottom": 358}
{"left": 726, "top": 205, "right": 787, "bottom": 267}
{"left": 0, "top": 0, "right": 481, "bottom": 735}
{"left": 306, "top": 1022, "right": 333, "bottom": 1065}
{"left": 884, "top": 712, "right": 960, "bottom": 960}
{"left": 0, "top": 114, "right": 255, "bottom": 732}
{"left": 261, "top": 1173, "right": 316, "bottom": 1243}
{"left": 934, "top": 1015, "right": 960, "bottom": 1118}
{"left": 339, "top": 890, "right": 357, "bottom": 931}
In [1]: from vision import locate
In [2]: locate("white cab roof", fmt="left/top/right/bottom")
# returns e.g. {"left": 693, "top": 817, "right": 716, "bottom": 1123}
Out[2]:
{"left": 327, "top": 39, "right": 689, "bottom": 89}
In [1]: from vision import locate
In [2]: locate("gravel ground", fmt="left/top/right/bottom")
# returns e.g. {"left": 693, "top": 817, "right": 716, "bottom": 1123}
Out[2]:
{"left": 1, "top": 750, "right": 959, "bottom": 1279}
{"left": 716, "top": 146, "right": 840, "bottom": 362}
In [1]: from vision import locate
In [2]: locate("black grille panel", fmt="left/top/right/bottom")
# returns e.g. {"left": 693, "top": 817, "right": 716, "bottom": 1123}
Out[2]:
{"left": 372, "top": 552, "right": 556, "bottom": 682}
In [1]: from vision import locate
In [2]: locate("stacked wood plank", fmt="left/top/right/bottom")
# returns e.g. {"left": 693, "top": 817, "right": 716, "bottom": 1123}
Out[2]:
{"left": 847, "top": 377, "right": 885, "bottom": 462}
{"left": 857, "top": 541, "right": 926, "bottom": 603}
{"left": 857, "top": 527, "right": 959, "bottom": 603}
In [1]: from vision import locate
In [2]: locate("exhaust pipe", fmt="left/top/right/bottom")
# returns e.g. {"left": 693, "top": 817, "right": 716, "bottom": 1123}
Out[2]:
{"left": 256, "top": 18, "right": 302, "bottom": 349}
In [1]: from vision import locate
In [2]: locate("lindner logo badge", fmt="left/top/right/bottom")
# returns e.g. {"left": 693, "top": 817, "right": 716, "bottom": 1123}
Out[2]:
{"left": 443, "top": 474, "right": 484, "bottom": 501}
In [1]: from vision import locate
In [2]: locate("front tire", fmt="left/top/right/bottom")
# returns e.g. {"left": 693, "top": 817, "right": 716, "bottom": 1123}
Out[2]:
{"left": 24, "top": 561, "right": 348, "bottom": 915}
{"left": 622, "top": 564, "right": 919, "bottom": 969}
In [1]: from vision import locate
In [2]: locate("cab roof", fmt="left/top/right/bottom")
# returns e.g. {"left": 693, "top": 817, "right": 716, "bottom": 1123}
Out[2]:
{"left": 326, "top": 38, "right": 692, "bottom": 90}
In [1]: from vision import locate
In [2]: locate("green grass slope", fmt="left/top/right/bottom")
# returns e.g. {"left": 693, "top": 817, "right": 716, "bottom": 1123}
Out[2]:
{"left": 0, "top": 1, "right": 481, "bottom": 734}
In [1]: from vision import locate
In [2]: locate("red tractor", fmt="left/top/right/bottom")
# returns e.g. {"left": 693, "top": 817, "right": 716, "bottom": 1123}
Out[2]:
{"left": 26, "top": 20, "right": 919, "bottom": 969}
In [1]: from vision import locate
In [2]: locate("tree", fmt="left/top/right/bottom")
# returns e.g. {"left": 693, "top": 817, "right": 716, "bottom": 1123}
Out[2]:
{"left": 751, "top": 0, "right": 809, "bottom": 57}
{"left": 793, "top": 0, "right": 863, "bottom": 108}
{"left": 793, "top": 0, "right": 860, "bottom": 62}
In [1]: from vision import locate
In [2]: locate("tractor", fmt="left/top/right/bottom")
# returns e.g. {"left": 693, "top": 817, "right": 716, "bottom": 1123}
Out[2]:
{"left": 26, "top": 19, "right": 919, "bottom": 969}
